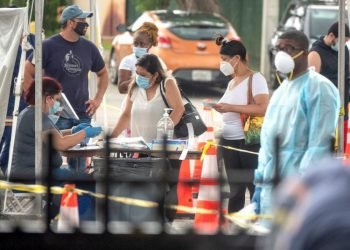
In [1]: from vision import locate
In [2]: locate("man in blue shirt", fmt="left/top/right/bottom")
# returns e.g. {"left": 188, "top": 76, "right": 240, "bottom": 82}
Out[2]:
{"left": 23, "top": 5, "right": 108, "bottom": 172}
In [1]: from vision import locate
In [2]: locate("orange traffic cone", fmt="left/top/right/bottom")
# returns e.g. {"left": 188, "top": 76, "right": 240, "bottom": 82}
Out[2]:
{"left": 57, "top": 184, "right": 79, "bottom": 232}
{"left": 344, "top": 104, "right": 350, "bottom": 165}
{"left": 176, "top": 159, "right": 193, "bottom": 216}
{"left": 192, "top": 104, "right": 215, "bottom": 205}
{"left": 193, "top": 144, "right": 220, "bottom": 234}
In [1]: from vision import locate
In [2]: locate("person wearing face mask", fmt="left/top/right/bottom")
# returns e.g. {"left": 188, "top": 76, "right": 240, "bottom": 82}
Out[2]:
{"left": 111, "top": 54, "right": 184, "bottom": 222}
{"left": 9, "top": 77, "right": 102, "bottom": 219}
{"left": 253, "top": 30, "right": 340, "bottom": 226}
{"left": 308, "top": 22, "right": 350, "bottom": 148}
{"left": 212, "top": 35, "right": 269, "bottom": 213}
{"left": 117, "top": 22, "right": 167, "bottom": 94}
{"left": 111, "top": 54, "right": 183, "bottom": 143}
{"left": 9, "top": 77, "right": 102, "bottom": 180}
{"left": 23, "top": 4, "right": 108, "bottom": 172}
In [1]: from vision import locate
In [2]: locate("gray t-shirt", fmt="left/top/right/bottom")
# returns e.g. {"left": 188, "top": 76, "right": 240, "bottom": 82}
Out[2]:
{"left": 10, "top": 106, "right": 62, "bottom": 181}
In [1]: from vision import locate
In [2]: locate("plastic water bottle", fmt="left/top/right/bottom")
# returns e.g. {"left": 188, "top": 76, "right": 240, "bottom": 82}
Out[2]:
{"left": 156, "top": 108, "right": 174, "bottom": 140}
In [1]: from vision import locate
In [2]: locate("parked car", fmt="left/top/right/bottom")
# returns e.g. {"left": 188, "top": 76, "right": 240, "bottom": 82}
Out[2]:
{"left": 108, "top": 10, "right": 240, "bottom": 88}
{"left": 268, "top": 0, "right": 340, "bottom": 88}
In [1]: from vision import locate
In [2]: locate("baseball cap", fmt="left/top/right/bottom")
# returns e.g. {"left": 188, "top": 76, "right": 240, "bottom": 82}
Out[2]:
{"left": 61, "top": 5, "right": 93, "bottom": 24}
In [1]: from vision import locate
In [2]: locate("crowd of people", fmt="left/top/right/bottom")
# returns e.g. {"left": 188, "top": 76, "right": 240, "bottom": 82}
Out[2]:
{"left": 0, "top": 4, "right": 348, "bottom": 232}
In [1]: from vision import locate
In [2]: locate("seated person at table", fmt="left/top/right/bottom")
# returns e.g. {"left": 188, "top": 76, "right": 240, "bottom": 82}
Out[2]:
{"left": 8, "top": 77, "right": 102, "bottom": 219}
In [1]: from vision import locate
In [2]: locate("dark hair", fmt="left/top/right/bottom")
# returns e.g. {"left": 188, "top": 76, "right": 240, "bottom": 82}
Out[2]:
{"left": 136, "top": 54, "right": 166, "bottom": 80}
{"left": 61, "top": 22, "right": 68, "bottom": 29}
{"left": 279, "top": 30, "right": 309, "bottom": 50}
{"left": 25, "top": 77, "right": 62, "bottom": 105}
{"left": 328, "top": 22, "right": 350, "bottom": 38}
{"left": 215, "top": 34, "right": 246, "bottom": 61}
{"left": 128, "top": 54, "right": 166, "bottom": 94}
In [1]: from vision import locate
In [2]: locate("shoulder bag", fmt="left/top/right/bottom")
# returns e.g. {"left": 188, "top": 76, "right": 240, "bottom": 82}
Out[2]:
{"left": 159, "top": 80, "right": 207, "bottom": 138}
{"left": 240, "top": 73, "right": 264, "bottom": 145}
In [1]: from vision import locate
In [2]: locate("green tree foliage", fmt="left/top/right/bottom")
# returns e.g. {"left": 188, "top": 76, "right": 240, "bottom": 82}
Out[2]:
{"left": 132, "top": 0, "right": 220, "bottom": 13}
{"left": 0, "top": 0, "right": 71, "bottom": 36}
{"left": 133, "top": 0, "right": 171, "bottom": 12}
{"left": 0, "top": 0, "right": 26, "bottom": 8}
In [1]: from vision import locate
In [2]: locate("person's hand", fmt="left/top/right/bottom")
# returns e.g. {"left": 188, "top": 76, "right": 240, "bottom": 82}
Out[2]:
{"left": 252, "top": 187, "right": 262, "bottom": 214}
{"left": 85, "top": 99, "right": 102, "bottom": 116}
{"left": 72, "top": 123, "right": 91, "bottom": 134}
{"left": 84, "top": 126, "right": 102, "bottom": 138}
{"left": 213, "top": 103, "right": 231, "bottom": 113}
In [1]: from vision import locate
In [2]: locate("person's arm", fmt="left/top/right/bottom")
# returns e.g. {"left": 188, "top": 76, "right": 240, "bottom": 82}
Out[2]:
{"left": 213, "top": 73, "right": 269, "bottom": 116}
{"left": 308, "top": 51, "right": 322, "bottom": 72}
{"left": 85, "top": 66, "right": 109, "bottom": 116}
{"left": 164, "top": 78, "right": 185, "bottom": 125}
{"left": 60, "top": 129, "right": 72, "bottom": 136}
{"left": 49, "top": 129, "right": 86, "bottom": 151}
{"left": 23, "top": 60, "right": 35, "bottom": 91}
{"left": 299, "top": 78, "right": 340, "bottom": 174}
{"left": 110, "top": 94, "right": 133, "bottom": 138}
{"left": 118, "top": 69, "right": 134, "bottom": 94}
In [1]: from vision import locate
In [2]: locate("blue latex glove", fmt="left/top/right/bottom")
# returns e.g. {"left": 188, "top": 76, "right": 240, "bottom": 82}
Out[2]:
{"left": 252, "top": 187, "right": 262, "bottom": 214}
{"left": 72, "top": 123, "right": 91, "bottom": 134}
{"left": 84, "top": 126, "right": 102, "bottom": 138}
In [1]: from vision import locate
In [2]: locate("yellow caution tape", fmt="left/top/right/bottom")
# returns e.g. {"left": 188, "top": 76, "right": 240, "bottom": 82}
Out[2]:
{"left": 200, "top": 140, "right": 215, "bottom": 161}
{"left": 0, "top": 180, "right": 275, "bottom": 219}
{"left": 218, "top": 145, "right": 259, "bottom": 155}
{"left": 200, "top": 141, "right": 259, "bottom": 157}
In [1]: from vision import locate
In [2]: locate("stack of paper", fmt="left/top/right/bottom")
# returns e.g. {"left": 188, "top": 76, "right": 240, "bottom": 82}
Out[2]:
{"left": 151, "top": 139, "right": 188, "bottom": 151}
{"left": 108, "top": 137, "right": 150, "bottom": 150}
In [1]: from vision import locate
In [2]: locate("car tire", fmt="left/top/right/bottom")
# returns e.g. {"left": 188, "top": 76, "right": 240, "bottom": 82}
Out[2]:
{"left": 109, "top": 48, "right": 118, "bottom": 85}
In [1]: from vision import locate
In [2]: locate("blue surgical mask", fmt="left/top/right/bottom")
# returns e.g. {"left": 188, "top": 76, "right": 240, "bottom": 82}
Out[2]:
{"left": 135, "top": 74, "right": 151, "bottom": 89}
{"left": 48, "top": 99, "right": 62, "bottom": 124}
{"left": 133, "top": 46, "right": 148, "bottom": 58}
{"left": 49, "top": 100, "right": 61, "bottom": 115}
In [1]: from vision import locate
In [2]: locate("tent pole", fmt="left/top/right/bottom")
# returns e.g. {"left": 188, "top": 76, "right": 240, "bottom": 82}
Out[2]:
{"left": 338, "top": 0, "right": 345, "bottom": 155}
{"left": 34, "top": 0, "right": 43, "bottom": 215}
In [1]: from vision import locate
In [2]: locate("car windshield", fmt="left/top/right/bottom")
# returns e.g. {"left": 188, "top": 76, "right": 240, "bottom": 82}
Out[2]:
{"left": 309, "top": 8, "right": 339, "bottom": 39}
{"left": 156, "top": 11, "right": 229, "bottom": 40}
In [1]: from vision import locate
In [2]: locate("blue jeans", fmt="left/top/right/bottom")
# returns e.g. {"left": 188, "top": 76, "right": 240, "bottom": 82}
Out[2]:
{"left": 56, "top": 115, "right": 91, "bottom": 173}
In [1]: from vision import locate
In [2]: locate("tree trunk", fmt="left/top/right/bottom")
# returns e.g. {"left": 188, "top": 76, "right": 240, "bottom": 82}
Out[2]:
{"left": 176, "top": 0, "right": 221, "bottom": 13}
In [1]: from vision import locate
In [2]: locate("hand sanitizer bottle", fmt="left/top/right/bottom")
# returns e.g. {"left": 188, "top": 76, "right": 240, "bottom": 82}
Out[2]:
{"left": 156, "top": 108, "right": 174, "bottom": 140}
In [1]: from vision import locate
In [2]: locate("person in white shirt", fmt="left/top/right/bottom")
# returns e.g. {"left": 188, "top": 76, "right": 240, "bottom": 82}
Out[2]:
{"left": 111, "top": 54, "right": 184, "bottom": 142}
{"left": 213, "top": 35, "right": 269, "bottom": 213}
{"left": 111, "top": 54, "right": 184, "bottom": 222}
{"left": 118, "top": 22, "right": 164, "bottom": 94}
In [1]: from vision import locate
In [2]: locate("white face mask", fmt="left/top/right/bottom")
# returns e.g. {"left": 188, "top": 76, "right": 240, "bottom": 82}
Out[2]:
{"left": 220, "top": 61, "right": 234, "bottom": 76}
{"left": 274, "top": 51, "right": 295, "bottom": 74}
{"left": 331, "top": 40, "right": 339, "bottom": 51}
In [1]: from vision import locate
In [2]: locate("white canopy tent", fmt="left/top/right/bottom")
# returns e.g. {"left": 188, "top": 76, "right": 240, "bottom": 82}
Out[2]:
{"left": 0, "top": 8, "right": 27, "bottom": 144}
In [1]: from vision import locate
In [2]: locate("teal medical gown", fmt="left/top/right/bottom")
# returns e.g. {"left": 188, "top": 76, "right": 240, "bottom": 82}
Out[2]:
{"left": 255, "top": 69, "right": 340, "bottom": 217}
